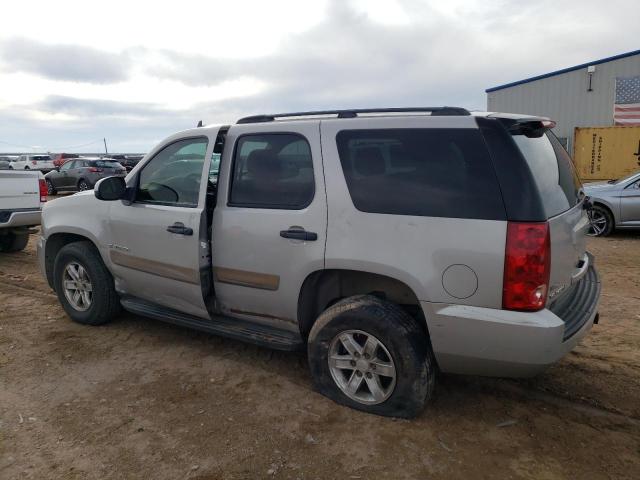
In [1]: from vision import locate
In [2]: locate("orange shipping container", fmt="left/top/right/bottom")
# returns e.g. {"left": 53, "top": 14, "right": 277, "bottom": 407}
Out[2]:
{"left": 573, "top": 126, "right": 640, "bottom": 181}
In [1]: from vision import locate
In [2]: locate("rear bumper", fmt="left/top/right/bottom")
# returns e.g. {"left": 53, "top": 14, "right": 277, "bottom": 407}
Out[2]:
{"left": 423, "top": 265, "right": 601, "bottom": 377}
{"left": 0, "top": 208, "right": 41, "bottom": 229}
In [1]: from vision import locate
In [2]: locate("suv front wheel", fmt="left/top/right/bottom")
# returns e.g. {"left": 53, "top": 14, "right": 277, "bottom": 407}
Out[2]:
{"left": 53, "top": 241, "right": 121, "bottom": 325}
{"left": 307, "top": 295, "right": 436, "bottom": 418}
{"left": 587, "top": 205, "right": 614, "bottom": 236}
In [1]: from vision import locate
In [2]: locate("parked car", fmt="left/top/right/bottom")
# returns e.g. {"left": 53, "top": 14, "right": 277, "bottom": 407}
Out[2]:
{"left": 0, "top": 169, "right": 46, "bottom": 252}
{"left": 10, "top": 154, "right": 56, "bottom": 172}
{"left": 0, "top": 157, "right": 11, "bottom": 169}
{"left": 38, "top": 107, "right": 600, "bottom": 418}
{"left": 52, "top": 153, "right": 80, "bottom": 168}
{"left": 44, "top": 158, "right": 127, "bottom": 194}
{"left": 584, "top": 171, "right": 640, "bottom": 236}
{"left": 113, "top": 154, "right": 144, "bottom": 172}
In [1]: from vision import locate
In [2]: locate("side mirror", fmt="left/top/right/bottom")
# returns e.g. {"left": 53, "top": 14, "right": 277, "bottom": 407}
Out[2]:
{"left": 95, "top": 176, "right": 126, "bottom": 201}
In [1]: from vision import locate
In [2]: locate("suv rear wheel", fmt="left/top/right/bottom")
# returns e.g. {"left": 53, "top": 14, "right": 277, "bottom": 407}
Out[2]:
{"left": 53, "top": 241, "right": 121, "bottom": 325}
{"left": 307, "top": 295, "right": 436, "bottom": 418}
{"left": 78, "top": 179, "right": 90, "bottom": 191}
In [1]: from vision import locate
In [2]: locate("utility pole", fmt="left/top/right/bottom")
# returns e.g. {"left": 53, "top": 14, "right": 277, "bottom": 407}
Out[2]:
{"left": 103, "top": 138, "right": 108, "bottom": 155}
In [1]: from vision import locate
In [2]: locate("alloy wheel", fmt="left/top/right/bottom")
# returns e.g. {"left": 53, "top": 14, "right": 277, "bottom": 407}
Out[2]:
{"left": 328, "top": 329, "right": 396, "bottom": 405}
{"left": 587, "top": 209, "right": 608, "bottom": 236}
{"left": 62, "top": 262, "right": 93, "bottom": 311}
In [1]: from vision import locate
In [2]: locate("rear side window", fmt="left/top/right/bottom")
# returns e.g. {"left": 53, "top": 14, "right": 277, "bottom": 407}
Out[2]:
{"left": 335, "top": 129, "right": 506, "bottom": 220}
{"left": 95, "top": 160, "right": 122, "bottom": 168}
{"left": 229, "top": 133, "right": 314, "bottom": 209}
{"left": 511, "top": 132, "right": 582, "bottom": 217}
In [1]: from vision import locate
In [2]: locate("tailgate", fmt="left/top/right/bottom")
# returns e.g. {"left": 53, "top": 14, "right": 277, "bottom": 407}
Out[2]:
{"left": 510, "top": 129, "right": 588, "bottom": 299}
{"left": 0, "top": 171, "right": 41, "bottom": 210}
{"left": 548, "top": 203, "right": 591, "bottom": 298}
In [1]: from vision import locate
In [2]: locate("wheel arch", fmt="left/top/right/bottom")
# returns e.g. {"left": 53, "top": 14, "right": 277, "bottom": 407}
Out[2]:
{"left": 297, "top": 269, "right": 427, "bottom": 339}
{"left": 44, "top": 232, "right": 101, "bottom": 289}
{"left": 592, "top": 200, "right": 617, "bottom": 226}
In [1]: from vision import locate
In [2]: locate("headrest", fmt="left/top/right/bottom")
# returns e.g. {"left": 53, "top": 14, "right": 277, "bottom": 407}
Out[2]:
{"left": 353, "top": 147, "right": 385, "bottom": 176}
{"left": 246, "top": 149, "right": 282, "bottom": 178}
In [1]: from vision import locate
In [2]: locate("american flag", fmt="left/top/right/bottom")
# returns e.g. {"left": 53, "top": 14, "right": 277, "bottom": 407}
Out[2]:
{"left": 614, "top": 76, "right": 640, "bottom": 125}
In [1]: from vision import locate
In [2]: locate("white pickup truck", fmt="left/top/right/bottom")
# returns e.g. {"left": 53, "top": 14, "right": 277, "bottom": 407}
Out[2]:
{"left": 0, "top": 170, "right": 46, "bottom": 252}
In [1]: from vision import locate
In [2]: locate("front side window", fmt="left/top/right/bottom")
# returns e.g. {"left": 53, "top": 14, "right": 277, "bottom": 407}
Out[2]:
{"left": 60, "top": 161, "right": 74, "bottom": 171}
{"left": 137, "top": 137, "right": 208, "bottom": 207}
{"left": 229, "top": 134, "right": 314, "bottom": 209}
{"left": 336, "top": 128, "right": 506, "bottom": 220}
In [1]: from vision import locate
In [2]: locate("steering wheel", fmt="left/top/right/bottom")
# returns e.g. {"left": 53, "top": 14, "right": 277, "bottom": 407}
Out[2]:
{"left": 147, "top": 182, "right": 179, "bottom": 202}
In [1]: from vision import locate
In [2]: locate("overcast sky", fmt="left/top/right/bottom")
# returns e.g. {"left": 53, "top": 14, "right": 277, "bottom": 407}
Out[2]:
{"left": 1, "top": 0, "right": 638, "bottom": 153}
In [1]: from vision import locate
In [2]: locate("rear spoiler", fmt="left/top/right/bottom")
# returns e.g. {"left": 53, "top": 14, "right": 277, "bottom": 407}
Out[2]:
{"left": 489, "top": 115, "right": 557, "bottom": 138}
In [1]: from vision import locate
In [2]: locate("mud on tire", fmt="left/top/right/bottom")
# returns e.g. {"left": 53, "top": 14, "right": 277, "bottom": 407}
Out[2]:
{"left": 307, "top": 294, "right": 436, "bottom": 418}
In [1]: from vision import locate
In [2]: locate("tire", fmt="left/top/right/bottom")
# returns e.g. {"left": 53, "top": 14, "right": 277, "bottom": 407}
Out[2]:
{"left": 24, "top": 166, "right": 30, "bottom": 170}
{"left": 53, "top": 241, "right": 121, "bottom": 325}
{"left": 307, "top": 294, "right": 436, "bottom": 418}
{"left": 0, "top": 232, "right": 29, "bottom": 252}
{"left": 46, "top": 179, "right": 57, "bottom": 195}
{"left": 587, "top": 205, "right": 614, "bottom": 237}
{"left": 78, "top": 179, "right": 90, "bottom": 191}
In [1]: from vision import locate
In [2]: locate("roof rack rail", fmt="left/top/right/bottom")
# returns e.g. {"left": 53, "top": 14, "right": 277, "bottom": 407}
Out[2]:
{"left": 236, "top": 107, "right": 470, "bottom": 124}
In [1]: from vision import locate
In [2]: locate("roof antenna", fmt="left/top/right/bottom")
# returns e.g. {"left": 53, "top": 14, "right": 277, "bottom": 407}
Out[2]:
{"left": 197, "top": 120, "right": 203, "bottom": 127}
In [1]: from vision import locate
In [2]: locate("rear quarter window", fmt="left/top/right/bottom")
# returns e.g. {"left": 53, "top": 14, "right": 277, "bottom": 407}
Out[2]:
{"left": 335, "top": 128, "right": 506, "bottom": 220}
{"left": 511, "top": 132, "right": 582, "bottom": 218}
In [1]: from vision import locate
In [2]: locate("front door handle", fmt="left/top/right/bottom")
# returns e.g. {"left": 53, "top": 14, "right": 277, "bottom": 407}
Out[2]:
{"left": 167, "top": 222, "right": 193, "bottom": 236}
{"left": 280, "top": 228, "right": 318, "bottom": 241}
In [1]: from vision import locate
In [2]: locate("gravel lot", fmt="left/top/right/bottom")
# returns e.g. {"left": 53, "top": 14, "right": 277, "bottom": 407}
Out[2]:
{"left": 1, "top": 224, "right": 639, "bottom": 479}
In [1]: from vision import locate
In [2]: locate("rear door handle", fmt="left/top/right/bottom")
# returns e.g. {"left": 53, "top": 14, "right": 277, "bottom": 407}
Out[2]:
{"left": 167, "top": 222, "right": 193, "bottom": 236}
{"left": 280, "top": 228, "right": 318, "bottom": 241}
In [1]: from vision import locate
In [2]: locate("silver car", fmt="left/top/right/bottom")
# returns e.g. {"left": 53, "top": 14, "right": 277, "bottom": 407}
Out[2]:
{"left": 37, "top": 108, "right": 601, "bottom": 418}
{"left": 584, "top": 171, "right": 640, "bottom": 236}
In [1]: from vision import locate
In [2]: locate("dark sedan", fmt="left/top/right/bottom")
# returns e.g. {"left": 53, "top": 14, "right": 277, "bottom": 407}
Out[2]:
{"left": 45, "top": 158, "right": 126, "bottom": 194}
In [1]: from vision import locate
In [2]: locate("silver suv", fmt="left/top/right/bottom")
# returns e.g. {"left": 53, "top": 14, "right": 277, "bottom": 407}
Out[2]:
{"left": 37, "top": 108, "right": 601, "bottom": 417}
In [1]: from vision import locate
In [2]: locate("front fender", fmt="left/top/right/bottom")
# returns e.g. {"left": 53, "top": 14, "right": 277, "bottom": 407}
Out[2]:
{"left": 42, "top": 192, "right": 113, "bottom": 269}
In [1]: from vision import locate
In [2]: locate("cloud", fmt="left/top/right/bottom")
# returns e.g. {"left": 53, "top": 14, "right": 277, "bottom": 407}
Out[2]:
{"left": 0, "top": 37, "right": 128, "bottom": 83}
{"left": 39, "top": 95, "right": 166, "bottom": 117}
{"left": 1, "top": 0, "right": 640, "bottom": 152}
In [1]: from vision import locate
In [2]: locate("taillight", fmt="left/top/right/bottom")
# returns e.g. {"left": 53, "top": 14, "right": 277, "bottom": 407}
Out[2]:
{"left": 32, "top": 160, "right": 37, "bottom": 165}
{"left": 39, "top": 179, "right": 48, "bottom": 203}
{"left": 502, "top": 222, "right": 551, "bottom": 311}
{"left": 88, "top": 167, "right": 103, "bottom": 173}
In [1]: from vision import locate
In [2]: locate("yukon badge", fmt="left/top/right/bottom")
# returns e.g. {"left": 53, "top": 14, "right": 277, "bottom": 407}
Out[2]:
{"left": 548, "top": 283, "right": 567, "bottom": 300}
{"left": 107, "top": 243, "right": 129, "bottom": 252}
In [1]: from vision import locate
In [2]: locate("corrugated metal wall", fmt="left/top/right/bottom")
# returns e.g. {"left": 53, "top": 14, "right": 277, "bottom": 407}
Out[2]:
{"left": 486, "top": 54, "right": 640, "bottom": 153}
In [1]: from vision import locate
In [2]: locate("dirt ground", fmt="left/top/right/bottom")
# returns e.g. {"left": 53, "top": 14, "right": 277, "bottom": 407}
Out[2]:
{"left": 1, "top": 227, "right": 639, "bottom": 480}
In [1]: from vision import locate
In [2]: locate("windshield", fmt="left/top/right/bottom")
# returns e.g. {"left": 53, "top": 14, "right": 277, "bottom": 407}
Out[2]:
{"left": 209, "top": 153, "right": 221, "bottom": 180}
{"left": 609, "top": 171, "right": 640, "bottom": 185}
